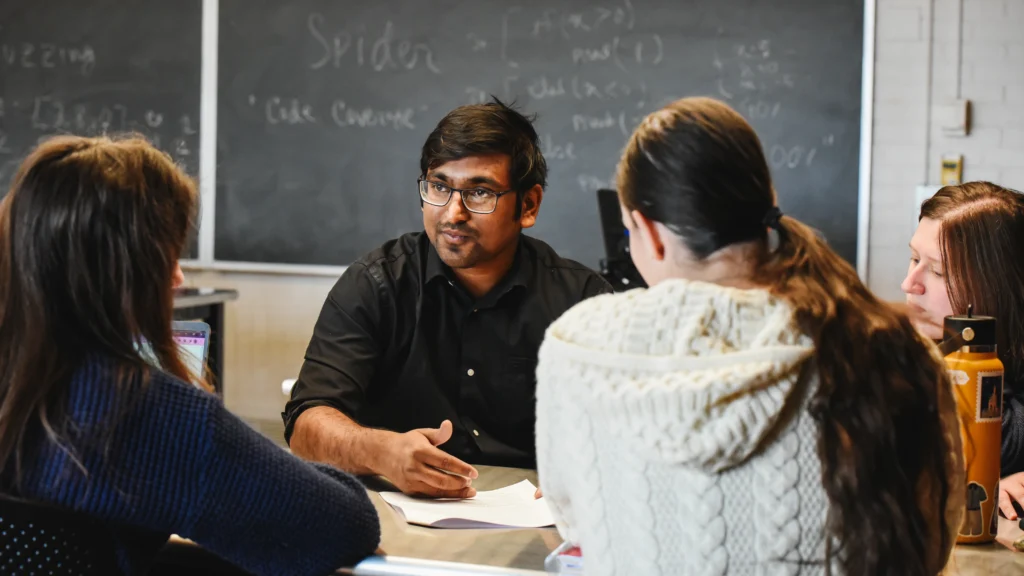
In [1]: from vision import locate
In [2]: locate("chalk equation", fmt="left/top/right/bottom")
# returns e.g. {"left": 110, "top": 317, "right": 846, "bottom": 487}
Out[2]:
{"left": 0, "top": 96, "right": 196, "bottom": 182}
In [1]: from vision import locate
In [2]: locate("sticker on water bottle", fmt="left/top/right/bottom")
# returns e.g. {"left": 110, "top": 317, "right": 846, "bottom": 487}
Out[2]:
{"left": 976, "top": 371, "right": 1003, "bottom": 423}
{"left": 948, "top": 370, "right": 969, "bottom": 386}
{"left": 960, "top": 481, "right": 989, "bottom": 538}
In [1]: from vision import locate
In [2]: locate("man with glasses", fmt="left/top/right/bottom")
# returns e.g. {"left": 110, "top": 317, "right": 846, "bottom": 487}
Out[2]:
{"left": 284, "top": 99, "right": 610, "bottom": 498}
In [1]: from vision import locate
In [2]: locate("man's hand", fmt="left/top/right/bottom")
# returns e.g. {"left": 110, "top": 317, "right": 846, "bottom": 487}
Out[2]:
{"left": 383, "top": 420, "right": 479, "bottom": 498}
{"left": 999, "top": 472, "right": 1024, "bottom": 520}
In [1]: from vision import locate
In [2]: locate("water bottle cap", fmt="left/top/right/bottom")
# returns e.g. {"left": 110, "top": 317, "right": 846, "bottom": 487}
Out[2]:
{"left": 943, "top": 306, "right": 997, "bottom": 347}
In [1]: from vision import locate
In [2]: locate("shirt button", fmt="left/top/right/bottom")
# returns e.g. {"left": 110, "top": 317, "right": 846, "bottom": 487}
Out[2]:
{"left": 467, "top": 368, "right": 475, "bottom": 377}
{"left": 473, "top": 429, "right": 480, "bottom": 437}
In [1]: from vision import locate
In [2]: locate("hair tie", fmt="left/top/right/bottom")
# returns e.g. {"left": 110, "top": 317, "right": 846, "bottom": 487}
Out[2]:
{"left": 763, "top": 206, "right": 785, "bottom": 253}
{"left": 763, "top": 206, "right": 784, "bottom": 230}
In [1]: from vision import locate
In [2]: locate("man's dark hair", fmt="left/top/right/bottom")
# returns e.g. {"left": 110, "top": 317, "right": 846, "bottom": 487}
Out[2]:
{"left": 420, "top": 97, "right": 547, "bottom": 219}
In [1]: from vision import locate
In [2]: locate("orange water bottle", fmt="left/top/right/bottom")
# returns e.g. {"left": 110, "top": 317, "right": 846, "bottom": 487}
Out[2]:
{"left": 942, "top": 306, "right": 1003, "bottom": 544}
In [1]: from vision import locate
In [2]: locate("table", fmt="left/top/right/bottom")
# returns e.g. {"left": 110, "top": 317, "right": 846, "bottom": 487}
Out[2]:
{"left": 173, "top": 287, "right": 239, "bottom": 395}
{"left": 347, "top": 467, "right": 552, "bottom": 575}
{"left": 342, "top": 466, "right": 1024, "bottom": 576}
{"left": 951, "top": 537, "right": 1024, "bottom": 575}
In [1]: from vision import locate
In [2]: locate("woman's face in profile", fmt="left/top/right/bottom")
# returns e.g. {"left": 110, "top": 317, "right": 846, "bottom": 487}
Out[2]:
{"left": 901, "top": 217, "right": 954, "bottom": 339}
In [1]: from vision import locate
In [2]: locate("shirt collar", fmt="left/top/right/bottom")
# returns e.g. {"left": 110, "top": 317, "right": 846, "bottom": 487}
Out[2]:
{"left": 424, "top": 235, "right": 531, "bottom": 300}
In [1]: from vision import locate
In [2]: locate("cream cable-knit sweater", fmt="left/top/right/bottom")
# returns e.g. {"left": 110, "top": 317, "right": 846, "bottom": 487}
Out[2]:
{"left": 536, "top": 279, "right": 963, "bottom": 575}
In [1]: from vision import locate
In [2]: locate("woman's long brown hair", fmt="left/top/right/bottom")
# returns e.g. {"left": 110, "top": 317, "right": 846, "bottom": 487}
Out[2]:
{"left": 618, "top": 97, "right": 956, "bottom": 575}
{"left": 921, "top": 183, "right": 1024, "bottom": 394}
{"left": 0, "top": 135, "right": 200, "bottom": 488}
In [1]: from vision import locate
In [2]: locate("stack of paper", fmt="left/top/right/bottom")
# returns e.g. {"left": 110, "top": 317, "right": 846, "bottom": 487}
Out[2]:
{"left": 379, "top": 480, "right": 555, "bottom": 529}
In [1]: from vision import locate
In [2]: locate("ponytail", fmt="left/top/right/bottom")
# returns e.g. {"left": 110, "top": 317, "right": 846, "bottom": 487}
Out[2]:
{"left": 754, "top": 217, "right": 956, "bottom": 575}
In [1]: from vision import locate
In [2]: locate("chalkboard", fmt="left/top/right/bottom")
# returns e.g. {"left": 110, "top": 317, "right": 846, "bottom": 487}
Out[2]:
{"left": 217, "top": 0, "right": 863, "bottom": 268}
{"left": 0, "top": 0, "right": 203, "bottom": 257}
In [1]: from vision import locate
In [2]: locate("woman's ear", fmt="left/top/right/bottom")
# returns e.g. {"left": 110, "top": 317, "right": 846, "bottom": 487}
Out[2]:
{"left": 631, "top": 210, "right": 666, "bottom": 261}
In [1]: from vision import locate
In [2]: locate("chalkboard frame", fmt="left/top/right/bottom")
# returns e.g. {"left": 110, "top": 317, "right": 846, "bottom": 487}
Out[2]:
{"left": 180, "top": 0, "right": 877, "bottom": 280}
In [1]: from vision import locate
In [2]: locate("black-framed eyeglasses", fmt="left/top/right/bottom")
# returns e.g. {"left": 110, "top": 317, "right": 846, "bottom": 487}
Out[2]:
{"left": 417, "top": 178, "right": 517, "bottom": 215}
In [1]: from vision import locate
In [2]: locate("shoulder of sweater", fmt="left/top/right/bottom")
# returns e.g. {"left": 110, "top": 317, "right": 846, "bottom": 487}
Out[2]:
{"left": 73, "top": 356, "right": 219, "bottom": 408}
{"left": 146, "top": 368, "right": 223, "bottom": 408}
{"left": 543, "top": 280, "right": 807, "bottom": 367}
{"left": 552, "top": 279, "right": 779, "bottom": 324}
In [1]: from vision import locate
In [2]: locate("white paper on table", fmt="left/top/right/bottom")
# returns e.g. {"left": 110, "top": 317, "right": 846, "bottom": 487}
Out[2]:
{"left": 378, "top": 479, "right": 555, "bottom": 529}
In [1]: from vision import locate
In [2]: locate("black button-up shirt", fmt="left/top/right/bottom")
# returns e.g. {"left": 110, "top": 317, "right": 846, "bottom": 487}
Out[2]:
{"left": 283, "top": 232, "right": 611, "bottom": 468}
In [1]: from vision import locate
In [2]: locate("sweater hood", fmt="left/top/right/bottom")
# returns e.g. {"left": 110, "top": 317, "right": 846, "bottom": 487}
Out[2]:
{"left": 540, "top": 279, "right": 815, "bottom": 472}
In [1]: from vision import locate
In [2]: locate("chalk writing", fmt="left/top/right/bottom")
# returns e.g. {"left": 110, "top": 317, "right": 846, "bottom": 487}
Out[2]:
{"left": 331, "top": 100, "right": 416, "bottom": 130}
{"left": 465, "top": 87, "right": 489, "bottom": 105}
{"left": 308, "top": 14, "right": 441, "bottom": 74}
{"left": 572, "top": 38, "right": 623, "bottom": 69}
{"left": 769, "top": 145, "right": 816, "bottom": 169}
{"left": 738, "top": 99, "right": 781, "bottom": 120}
{"left": 571, "top": 34, "right": 662, "bottom": 70}
{"left": 525, "top": 76, "right": 567, "bottom": 100}
{"left": 633, "top": 34, "right": 663, "bottom": 66}
{"left": 572, "top": 109, "right": 632, "bottom": 137}
{"left": 529, "top": 0, "right": 636, "bottom": 38}
{"left": 180, "top": 115, "right": 197, "bottom": 135}
{"left": 737, "top": 40, "right": 771, "bottom": 59}
{"left": 173, "top": 137, "right": 191, "bottom": 157}
{"left": 0, "top": 96, "right": 196, "bottom": 178}
{"left": 715, "top": 34, "right": 795, "bottom": 109}
{"left": 570, "top": 76, "right": 646, "bottom": 102}
{"left": 577, "top": 173, "right": 614, "bottom": 193}
{"left": 252, "top": 95, "right": 418, "bottom": 130}
{"left": 511, "top": 75, "right": 646, "bottom": 103}
{"left": 539, "top": 134, "right": 576, "bottom": 161}
{"left": 506, "top": 1, "right": 637, "bottom": 70}
{"left": 0, "top": 42, "right": 96, "bottom": 75}
{"left": 466, "top": 33, "right": 487, "bottom": 52}
{"left": 145, "top": 111, "right": 164, "bottom": 128}
{"left": 573, "top": 111, "right": 615, "bottom": 131}
{"left": 501, "top": 6, "right": 522, "bottom": 69}
{"left": 265, "top": 97, "right": 317, "bottom": 125}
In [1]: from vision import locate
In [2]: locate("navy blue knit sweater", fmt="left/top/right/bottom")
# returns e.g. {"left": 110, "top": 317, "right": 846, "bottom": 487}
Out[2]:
{"left": 13, "top": 357, "right": 381, "bottom": 575}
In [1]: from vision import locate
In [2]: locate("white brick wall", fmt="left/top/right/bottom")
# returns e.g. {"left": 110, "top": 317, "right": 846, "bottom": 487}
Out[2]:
{"left": 878, "top": 7, "right": 926, "bottom": 40}
{"left": 1004, "top": 129, "right": 1024, "bottom": 149}
{"left": 962, "top": 0, "right": 1007, "bottom": 22}
{"left": 869, "top": 0, "right": 1024, "bottom": 299}
{"left": 869, "top": 0, "right": 929, "bottom": 295}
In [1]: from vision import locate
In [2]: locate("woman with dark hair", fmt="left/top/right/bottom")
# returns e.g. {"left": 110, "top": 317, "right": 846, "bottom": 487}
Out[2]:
{"left": 900, "top": 182, "right": 1024, "bottom": 516}
{"left": 0, "top": 136, "right": 380, "bottom": 575}
{"left": 536, "top": 97, "right": 963, "bottom": 575}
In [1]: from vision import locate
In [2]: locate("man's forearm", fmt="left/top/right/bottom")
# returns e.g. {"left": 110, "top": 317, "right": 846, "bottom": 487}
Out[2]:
{"left": 289, "top": 406, "right": 397, "bottom": 476}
